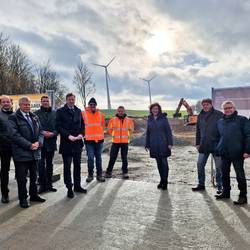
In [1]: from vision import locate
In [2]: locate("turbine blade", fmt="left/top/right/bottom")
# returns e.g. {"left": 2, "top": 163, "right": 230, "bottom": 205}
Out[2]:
{"left": 92, "top": 63, "right": 105, "bottom": 67}
{"left": 139, "top": 77, "right": 147, "bottom": 82}
{"left": 149, "top": 75, "right": 156, "bottom": 82}
{"left": 107, "top": 56, "right": 116, "bottom": 67}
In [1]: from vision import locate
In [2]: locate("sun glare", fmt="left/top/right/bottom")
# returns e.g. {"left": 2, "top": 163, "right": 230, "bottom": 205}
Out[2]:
{"left": 143, "top": 30, "right": 175, "bottom": 57}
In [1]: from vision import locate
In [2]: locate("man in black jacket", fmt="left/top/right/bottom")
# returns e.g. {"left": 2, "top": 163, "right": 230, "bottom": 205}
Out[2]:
{"left": 8, "top": 97, "right": 46, "bottom": 208}
{"left": 192, "top": 98, "right": 223, "bottom": 193}
{"left": 215, "top": 101, "right": 250, "bottom": 205}
{"left": 35, "top": 96, "right": 57, "bottom": 194}
{"left": 0, "top": 96, "right": 14, "bottom": 203}
{"left": 56, "top": 93, "right": 86, "bottom": 198}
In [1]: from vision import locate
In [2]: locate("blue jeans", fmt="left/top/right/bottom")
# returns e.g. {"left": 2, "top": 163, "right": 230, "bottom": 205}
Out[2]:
{"left": 85, "top": 141, "right": 103, "bottom": 176}
{"left": 197, "top": 153, "right": 222, "bottom": 190}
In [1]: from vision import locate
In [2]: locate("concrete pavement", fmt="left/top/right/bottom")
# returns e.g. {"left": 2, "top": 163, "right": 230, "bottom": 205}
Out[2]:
{"left": 1, "top": 175, "right": 250, "bottom": 250}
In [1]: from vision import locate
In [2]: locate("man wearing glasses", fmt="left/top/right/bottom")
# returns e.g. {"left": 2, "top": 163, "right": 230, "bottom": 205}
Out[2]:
{"left": 215, "top": 101, "right": 250, "bottom": 205}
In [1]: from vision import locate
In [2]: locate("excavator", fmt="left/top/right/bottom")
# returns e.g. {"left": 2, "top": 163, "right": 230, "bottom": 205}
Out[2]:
{"left": 173, "top": 98, "right": 198, "bottom": 126}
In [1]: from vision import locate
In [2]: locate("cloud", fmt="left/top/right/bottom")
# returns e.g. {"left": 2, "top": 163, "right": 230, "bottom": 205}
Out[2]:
{"left": 0, "top": 0, "right": 250, "bottom": 109}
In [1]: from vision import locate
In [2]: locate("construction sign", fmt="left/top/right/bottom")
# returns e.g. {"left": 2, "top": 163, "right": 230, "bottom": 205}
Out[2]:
{"left": 5, "top": 93, "right": 47, "bottom": 112}
{"left": 212, "top": 86, "right": 250, "bottom": 117}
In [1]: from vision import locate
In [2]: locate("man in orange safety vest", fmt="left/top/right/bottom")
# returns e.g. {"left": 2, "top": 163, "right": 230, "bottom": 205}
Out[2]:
{"left": 105, "top": 106, "right": 134, "bottom": 179}
{"left": 82, "top": 98, "right": 105, "bottom": 183}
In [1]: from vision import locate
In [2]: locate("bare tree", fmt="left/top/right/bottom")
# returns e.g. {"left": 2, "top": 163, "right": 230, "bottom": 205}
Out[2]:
{"left": 0, "top": 33, "right": 36, "bottom": 95}
{"left": 35, "top": 60, "right": 66, "bottom": 105}
{"left": 73, "top": 60, "right": 95, "bottom": 107}
{"left": 191, "top": 100, "right": 202, "bottom": 114}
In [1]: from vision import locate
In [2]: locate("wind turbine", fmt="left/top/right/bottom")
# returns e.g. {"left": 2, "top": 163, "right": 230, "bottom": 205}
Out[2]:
{"left": 140, "top": 75, "right": 156, "bottom": 105}
{"left": 93, "top": 57, "right": 115, "bottom": 113}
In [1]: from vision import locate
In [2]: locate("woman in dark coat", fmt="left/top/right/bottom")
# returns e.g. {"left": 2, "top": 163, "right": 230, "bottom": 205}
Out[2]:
{"left": 145, "top": 103, "right": 173, "bottom": 190}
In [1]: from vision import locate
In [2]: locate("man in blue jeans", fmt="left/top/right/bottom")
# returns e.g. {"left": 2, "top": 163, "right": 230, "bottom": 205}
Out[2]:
{"left": 192, "top": 98, "right": 223, "bottom": 194}
{"left": 82, "top": 98, "right": 105, "bottom": 182}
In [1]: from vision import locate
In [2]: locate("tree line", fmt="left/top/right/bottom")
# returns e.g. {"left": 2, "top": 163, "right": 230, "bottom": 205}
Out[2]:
{"left": 0, "top": 33, "right": 95, "bottom": 107}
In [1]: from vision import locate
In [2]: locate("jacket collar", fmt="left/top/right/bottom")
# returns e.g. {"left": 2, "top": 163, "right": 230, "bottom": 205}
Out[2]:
{"left": 115, "top": 113, "right": 127, "bottom": 119}
{"left": 40, "top": 106, "right": 52, "bottom": 112}
{"left": 16, "top": 109, "right": 35, "bottom": 120}
{"left": 223, "top": 111, "right": 238, "bottom": 120}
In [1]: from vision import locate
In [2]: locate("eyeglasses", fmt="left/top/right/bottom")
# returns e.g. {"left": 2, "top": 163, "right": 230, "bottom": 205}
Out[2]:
{"left": 223, "top": 106, "right": 233, "bottom": 110}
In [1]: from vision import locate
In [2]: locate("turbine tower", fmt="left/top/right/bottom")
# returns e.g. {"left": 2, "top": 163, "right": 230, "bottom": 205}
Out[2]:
{"left": 93, "top": 57, "right": 115, "bottom": 113}
{"left": 140, "top": 75, "right": 156, "bottom": 105}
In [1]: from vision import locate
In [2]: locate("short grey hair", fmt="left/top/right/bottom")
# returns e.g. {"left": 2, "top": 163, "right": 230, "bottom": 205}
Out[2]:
{"left": 19, "top": 96, "right": 31, "bottom": 105}
{"left": 221, "top": 100, "right": 236, "bottom": 109}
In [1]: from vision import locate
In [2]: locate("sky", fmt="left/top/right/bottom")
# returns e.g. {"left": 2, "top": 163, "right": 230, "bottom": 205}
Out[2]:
{"left": 0, "top": 0, "right": 250, "bottom": 109}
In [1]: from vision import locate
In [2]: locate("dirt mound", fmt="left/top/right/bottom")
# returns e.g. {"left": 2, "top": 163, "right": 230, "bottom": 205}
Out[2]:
{"left": 130, "top": 132, "right": 194, "bottom": 147}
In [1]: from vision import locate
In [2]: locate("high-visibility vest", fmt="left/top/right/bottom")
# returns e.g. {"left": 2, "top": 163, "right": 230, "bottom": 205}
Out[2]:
{"left": 82, "top": 108, "right": 105, "bottom": 142}
{"left": 108, "top": 116, "right": 134, "bottom": 143}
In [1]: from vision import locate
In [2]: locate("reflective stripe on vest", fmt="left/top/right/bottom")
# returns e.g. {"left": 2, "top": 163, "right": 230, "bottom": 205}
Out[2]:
{"left": 112, "top": 117, "right": 130, "bottom": 143}
{"left": 82, "top": 111, "right": 104, "bottom": 141}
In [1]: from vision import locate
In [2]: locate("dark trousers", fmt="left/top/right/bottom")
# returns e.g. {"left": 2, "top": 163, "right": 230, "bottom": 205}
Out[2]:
{"left": 156, "top": 157, "right": 169, "bottom": 184}
{"left": 0, "top": 150, "right": 12, "bottom": 197}
{"left": 85, "top": 142, "right": 103, "bottom": 176}
{"left": 38, "top": 149, "right": 55, "bottom": 189}
{"left": 15, "top": 161, "right": 38, "bottom": 201}
{"left": 62, "top": 152, "right": 81, "bottom": 189}
{"left": 106, "top": 143, "right": 128, "bottom": 174}
{"left": 221, "top": 157, "right": 247, "bottom": 197}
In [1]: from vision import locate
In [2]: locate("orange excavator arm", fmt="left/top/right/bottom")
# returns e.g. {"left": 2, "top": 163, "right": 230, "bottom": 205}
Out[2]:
{"left": 173, "top": 98, "right": 197, "bottom": 125}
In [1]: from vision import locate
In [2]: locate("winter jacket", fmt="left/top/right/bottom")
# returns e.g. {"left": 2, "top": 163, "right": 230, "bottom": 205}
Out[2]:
{"left": 8, "top": 109, "right": 44, "bottom": 162}
{"left": 0, "top": 109, "right": 13, "bottom": 152}
{"left": 145, "top": 113, "right": 173, "bottom": 158}
{"left": 34, "top": 107, "right": 57, "bottom": 152}
{"left": 56, "top": 104, "right": 84, "bottom": 155}
{"left": 215, "top": 111, "right": 250, "bottom": 159}
{"left": 196, "top": 108, "right": 223, "bottom": 153}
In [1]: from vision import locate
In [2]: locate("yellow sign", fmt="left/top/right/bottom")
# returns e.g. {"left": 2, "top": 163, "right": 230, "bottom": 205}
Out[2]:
{"left": 3, "top": 93, "right": 47, "bottom": 111}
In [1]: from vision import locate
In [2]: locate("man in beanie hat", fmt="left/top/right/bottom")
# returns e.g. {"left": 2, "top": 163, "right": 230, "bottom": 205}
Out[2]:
{"left": 82, "top": 98, "right": 105, "bottom": 182}
{"left": 192, "top": 98, "right": 223, "bottom": 194}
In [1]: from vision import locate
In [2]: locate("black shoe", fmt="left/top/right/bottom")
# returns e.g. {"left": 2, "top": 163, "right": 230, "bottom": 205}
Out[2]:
{"left": 74, "top": 187, "right": 87, "bottom": 193}
{"left": 162, "top": 183, "right": 168, "bottom": 190}
{"left": 48, "top": 187, "right": 57, "bottom": 192}
{"left": 97, "top": 176, "right": 105, "bottom": 182}
{"left": 38, "top": 186, "right": 47, "bottom": 194}
{"left": 215, "top": 193, "right": 230, "bottom": 200}
{"left": 19, "top": 199, "right": 29, "bottom": 208}
{"left": 30, "top": 196, "right": 46, "bottom": 202}
{"left": 192, "top": 185, "right": 205, "bottom": 192}
{"left": 1, "top": 195, "right": 9, "bottom": 204}
{"left": 122, "top": 173, "right": 129, "bottom": 179}
{"left": 67, "top": 188, "right": 74, "bottom": 198}
{"left": 157, "top": 182, "right": 163, "bottom": 189}
{"left": 233, "top": 196, "right": 247, "bottom": 205}
{"left": 105, "top": 172, "right": 112, "bottom": 178}
{"left": 86, "top": 175, "right": 94, "bottom": 183}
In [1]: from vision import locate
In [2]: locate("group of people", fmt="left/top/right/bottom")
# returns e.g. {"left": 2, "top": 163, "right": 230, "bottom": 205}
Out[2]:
{"left": 0, "top": 94, "right": 134, "bottom": 208}
{"left": 145, "top": 98, "right": 250, "bottom": 205}
{"left": 0, "top": 94, "right": 249, "bottom": 209}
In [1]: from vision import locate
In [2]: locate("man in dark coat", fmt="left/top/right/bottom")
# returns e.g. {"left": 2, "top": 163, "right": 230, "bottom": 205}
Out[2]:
{"left": 215, "top": 101, "right": 250, "bottom": 205}
{"left": 35, "top": 95, "right": 57, "bottom": 194}
{"left": 56, "top": 93, "right": 86, "bottom": 198}
{"left": 145, "top": 103, "right": 173, "bottom": 190}
{"left": 0, "top": 96, "right": 14, "bottom": 203}
{"left": 8, "top": 97, "right": 46, "bottom": 208}
{"left": 192, "top": 98, "right": 223, "bottom": 193}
